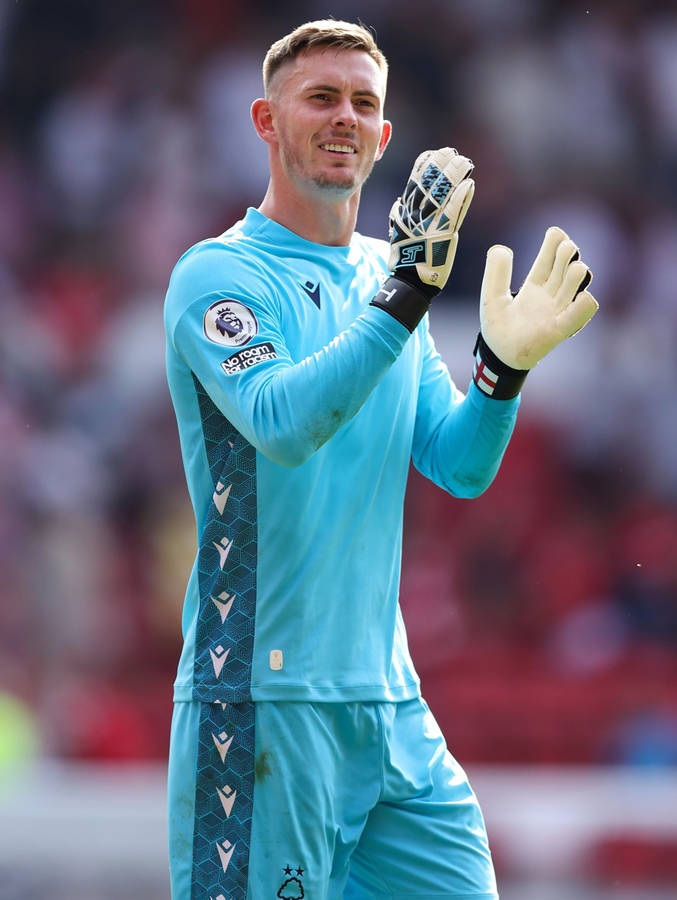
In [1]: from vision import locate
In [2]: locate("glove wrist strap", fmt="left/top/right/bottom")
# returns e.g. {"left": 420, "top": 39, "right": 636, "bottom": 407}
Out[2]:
{"left": 370, "top": 276, "right": 432, "bottom": 333}
{"left": 473, "top": 332, "right": 528, "bottom": 399}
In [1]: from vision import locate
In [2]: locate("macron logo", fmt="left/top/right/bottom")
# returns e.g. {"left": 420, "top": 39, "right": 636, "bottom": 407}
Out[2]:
{"left": 217, "top": 784, "right": 237, "bottom": 818}
{"left": 212, "top": 536, "right": 233, "bottom": 570}
{"left": 217, "top": 840, "right": 236, "bottom": 872}
{"left": 211, "top": 591, "right": 234, "bottom": 623}
{"left": 210, "top": 645, "right": 230, "bottom": 678}
{"left": 300, "top": 280, "right": 321, "bottom": 309}
{"left": 212, "top": 730, "right": 234, "bottom": 763}
{"left": 213, "top": 482, "right": 232, "bottom": 516}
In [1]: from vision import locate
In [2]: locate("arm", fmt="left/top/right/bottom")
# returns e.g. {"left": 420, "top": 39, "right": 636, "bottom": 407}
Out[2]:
{"left": 412, "top": 327, "right": 519, "bottom": 498}
{"left": 167, "top": 252, "right": 411, "bottom": 467}
{"left": 410, "top": 226, "right": 599, "bottom": 496}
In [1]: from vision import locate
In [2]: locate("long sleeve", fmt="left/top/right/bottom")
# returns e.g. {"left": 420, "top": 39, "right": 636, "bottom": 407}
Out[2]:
{"left": 166, "top": 245, "right": 412, "bottom": 468}
{"left": 412, "top": 325, "right": 520, "bottom": 498}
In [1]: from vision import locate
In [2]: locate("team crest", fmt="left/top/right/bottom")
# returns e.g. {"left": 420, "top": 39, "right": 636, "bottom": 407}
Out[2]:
{"left": 277, "top": 866, "right": 305, "bottom": 899}
{"left": 204, "top": 299, "right": 258, "bottom": 347}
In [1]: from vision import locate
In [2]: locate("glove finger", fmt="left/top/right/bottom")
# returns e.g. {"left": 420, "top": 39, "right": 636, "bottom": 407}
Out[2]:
{"left": 419, "top": 159, "right": 455, "bottom": 213}
{"left": 437, "top": 146, "right": 460, "bottom": 161}
{"left": 405, "top": 148, "right": 474, "bottom": 230}
{"left": 547, "top": 239, "right": 579, "bottom": 295}
{"left": 411, "top": 150, "right": 447, "bottom": 196}
{"left": 399, "top": 180, "right": 427, "bottom": 231}
{"left": 415, "top": 147, "right": 459, "bottom": 179}
{"left": 441, "top": 152, "right": 474, "bottom": 185}
{"left": 575, "top": 268, "right": 593, "bottom": 295}
{"left": 557, "top": 289, "right": 599, "bottom": 339}
{"left": 439, "top": 178, "right": 474, "bottom": 231}
{"left": 411, "top": 150, "right": 437, "bottom": 181}
{"left": 481, "top": 244, "right": 514, "bottom": 303}
{"left": 526, "top": 226, "right": 569, "bottom": 285}
{"left": 556, "top": 260, "right": 590, "bottom": 309}
{"left": 388, "top": 197, "right": 407, "bottom": 242}
{"left": 418, "top": 148, "right": 472, "bottom": 204}
{"left": 455, "top": 178, "right": 475, "bottom": 229}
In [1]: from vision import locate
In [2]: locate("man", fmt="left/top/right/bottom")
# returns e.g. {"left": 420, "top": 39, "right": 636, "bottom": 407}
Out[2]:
{"left": 164, "top": 19, "right": 597, "bottom": 900}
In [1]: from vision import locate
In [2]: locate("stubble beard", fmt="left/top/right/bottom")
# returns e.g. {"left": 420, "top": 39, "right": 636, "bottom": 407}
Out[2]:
{"left": 280, "top": 141, "right": 374, "bottom": 198}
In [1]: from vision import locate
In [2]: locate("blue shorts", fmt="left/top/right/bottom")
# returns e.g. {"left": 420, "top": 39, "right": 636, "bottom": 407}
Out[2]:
{"left": 168, "top": 697, "right": 498, "bottom": 899}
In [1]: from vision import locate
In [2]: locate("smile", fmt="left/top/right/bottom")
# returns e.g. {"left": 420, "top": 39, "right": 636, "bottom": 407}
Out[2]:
{"left": 319, "top": 143, "right": 357, "bottom": 154}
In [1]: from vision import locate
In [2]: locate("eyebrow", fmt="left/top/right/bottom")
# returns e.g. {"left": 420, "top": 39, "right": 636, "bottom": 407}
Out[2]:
{"left": 305, "top": 83, "right": 381, "bottom": 101}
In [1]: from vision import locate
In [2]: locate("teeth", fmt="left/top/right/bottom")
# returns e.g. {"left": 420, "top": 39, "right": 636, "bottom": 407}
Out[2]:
{"left": 321, "top": 143, "right": 356, "bottom": 153}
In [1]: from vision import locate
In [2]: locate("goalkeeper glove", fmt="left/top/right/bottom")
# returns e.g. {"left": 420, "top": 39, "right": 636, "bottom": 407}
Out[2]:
{"left": 472, "top": 226, "right": 599, "bottom": 399}
{"left": 371, "top": 147, "right": 474, "bottom": 332}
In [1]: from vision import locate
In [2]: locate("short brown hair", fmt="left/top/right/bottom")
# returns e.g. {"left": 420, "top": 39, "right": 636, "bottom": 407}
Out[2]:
{"left": 263, "top": 19, "right": 388, "bottom": 97}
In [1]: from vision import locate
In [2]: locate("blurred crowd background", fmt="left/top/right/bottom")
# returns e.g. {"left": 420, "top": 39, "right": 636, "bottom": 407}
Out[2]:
{"left": 1, "top": 0, "right": 676, "bottom": 887}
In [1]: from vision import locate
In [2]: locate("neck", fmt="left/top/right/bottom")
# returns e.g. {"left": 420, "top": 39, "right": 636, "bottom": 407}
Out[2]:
{"left": 258, "top": 179, "right": 360, "bottom": 246}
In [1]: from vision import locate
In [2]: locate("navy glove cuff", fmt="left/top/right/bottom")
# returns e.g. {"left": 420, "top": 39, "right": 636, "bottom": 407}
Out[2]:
{"left": 370, "top": 276, "right": 433, "bottom": 333}
{"left": 472, "top": 332, "right": 529, "bottom": 399}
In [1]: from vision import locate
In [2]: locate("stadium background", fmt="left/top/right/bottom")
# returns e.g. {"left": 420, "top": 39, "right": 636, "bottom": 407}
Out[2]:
{"left": 0, "top": 0, "right": 676, "bottom": 897}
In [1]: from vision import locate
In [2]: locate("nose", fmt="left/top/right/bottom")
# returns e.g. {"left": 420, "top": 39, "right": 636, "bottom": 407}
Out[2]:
{"left": 331, "top": 97, "right": 357, "bottom": 129}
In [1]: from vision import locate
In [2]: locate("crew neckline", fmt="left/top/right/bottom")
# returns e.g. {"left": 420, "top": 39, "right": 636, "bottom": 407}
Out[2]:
{"left": 241, "top": 207, "right": 356, "bottom": 255}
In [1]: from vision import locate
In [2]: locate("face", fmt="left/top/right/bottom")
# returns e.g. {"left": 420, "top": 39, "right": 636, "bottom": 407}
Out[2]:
{"left": 263, "top": 47, "right": 391, "bottom": 198}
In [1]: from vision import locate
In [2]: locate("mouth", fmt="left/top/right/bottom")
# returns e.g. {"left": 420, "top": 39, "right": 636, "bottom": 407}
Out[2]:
{"left": 318, "top": 142, "right": 358, "bottom": 155}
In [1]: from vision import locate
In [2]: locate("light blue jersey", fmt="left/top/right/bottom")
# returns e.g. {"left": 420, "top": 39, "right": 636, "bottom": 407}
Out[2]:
{"left": 164, "top": 207, "right": 519, "bottom": 705}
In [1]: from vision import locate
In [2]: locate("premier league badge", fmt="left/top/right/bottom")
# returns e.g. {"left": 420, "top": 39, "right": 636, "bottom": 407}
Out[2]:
{"left": 203, "top": 299, "right": 258, "bottom": 347}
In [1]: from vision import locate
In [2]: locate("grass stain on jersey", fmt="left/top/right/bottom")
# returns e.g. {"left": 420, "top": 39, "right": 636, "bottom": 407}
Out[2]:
{"left": 255, "top": 749, "right": 273, "bottom": 782}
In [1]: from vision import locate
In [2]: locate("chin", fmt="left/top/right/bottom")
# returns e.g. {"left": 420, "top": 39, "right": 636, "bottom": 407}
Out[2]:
{"left": 312, "top": 170, "right": 361, "bottom": 195}
{"left": 314, "top": 178, "right": 356, "bottom": 195}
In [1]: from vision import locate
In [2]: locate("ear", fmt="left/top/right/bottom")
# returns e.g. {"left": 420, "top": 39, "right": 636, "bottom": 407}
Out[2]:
{"left": 251, "top": 98, "right": 277, "bottom": 145}
{"left": 375, "top": 119, "right": 392, "bottom": 161}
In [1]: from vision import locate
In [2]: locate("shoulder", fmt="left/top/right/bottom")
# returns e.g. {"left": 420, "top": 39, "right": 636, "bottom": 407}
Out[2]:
{"left": 169, "top": 228, "right": 272, "bottom": 292}
{"left": 165, "top": 226, "right": 278, "bottom": 331}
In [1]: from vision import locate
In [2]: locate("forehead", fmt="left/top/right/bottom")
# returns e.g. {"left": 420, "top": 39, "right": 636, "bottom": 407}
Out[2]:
{"left": 272, "top": 47, "right": 386, "bottom": 100}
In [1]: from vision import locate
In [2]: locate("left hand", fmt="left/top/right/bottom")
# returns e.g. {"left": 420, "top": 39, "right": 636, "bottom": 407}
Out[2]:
{"left": 480, "top": 226, "right": 599, "bottom": 370}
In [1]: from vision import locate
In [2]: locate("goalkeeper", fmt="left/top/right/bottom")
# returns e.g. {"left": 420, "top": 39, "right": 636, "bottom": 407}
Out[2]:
{"left": 164, "top": 19, "right": 597, "bottom": 900}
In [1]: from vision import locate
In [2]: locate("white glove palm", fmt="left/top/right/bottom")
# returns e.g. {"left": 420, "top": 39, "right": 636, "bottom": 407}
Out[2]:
{"left": 388, "top": 147, "right": 474, "bottom": 296}
{"left": 480, "top": 226, "right": 599, "bottom": 370}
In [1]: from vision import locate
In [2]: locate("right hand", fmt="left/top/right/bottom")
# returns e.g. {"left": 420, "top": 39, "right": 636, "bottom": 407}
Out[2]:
{"left": 388, "top": 147, "right": 475, "bottom": 297}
